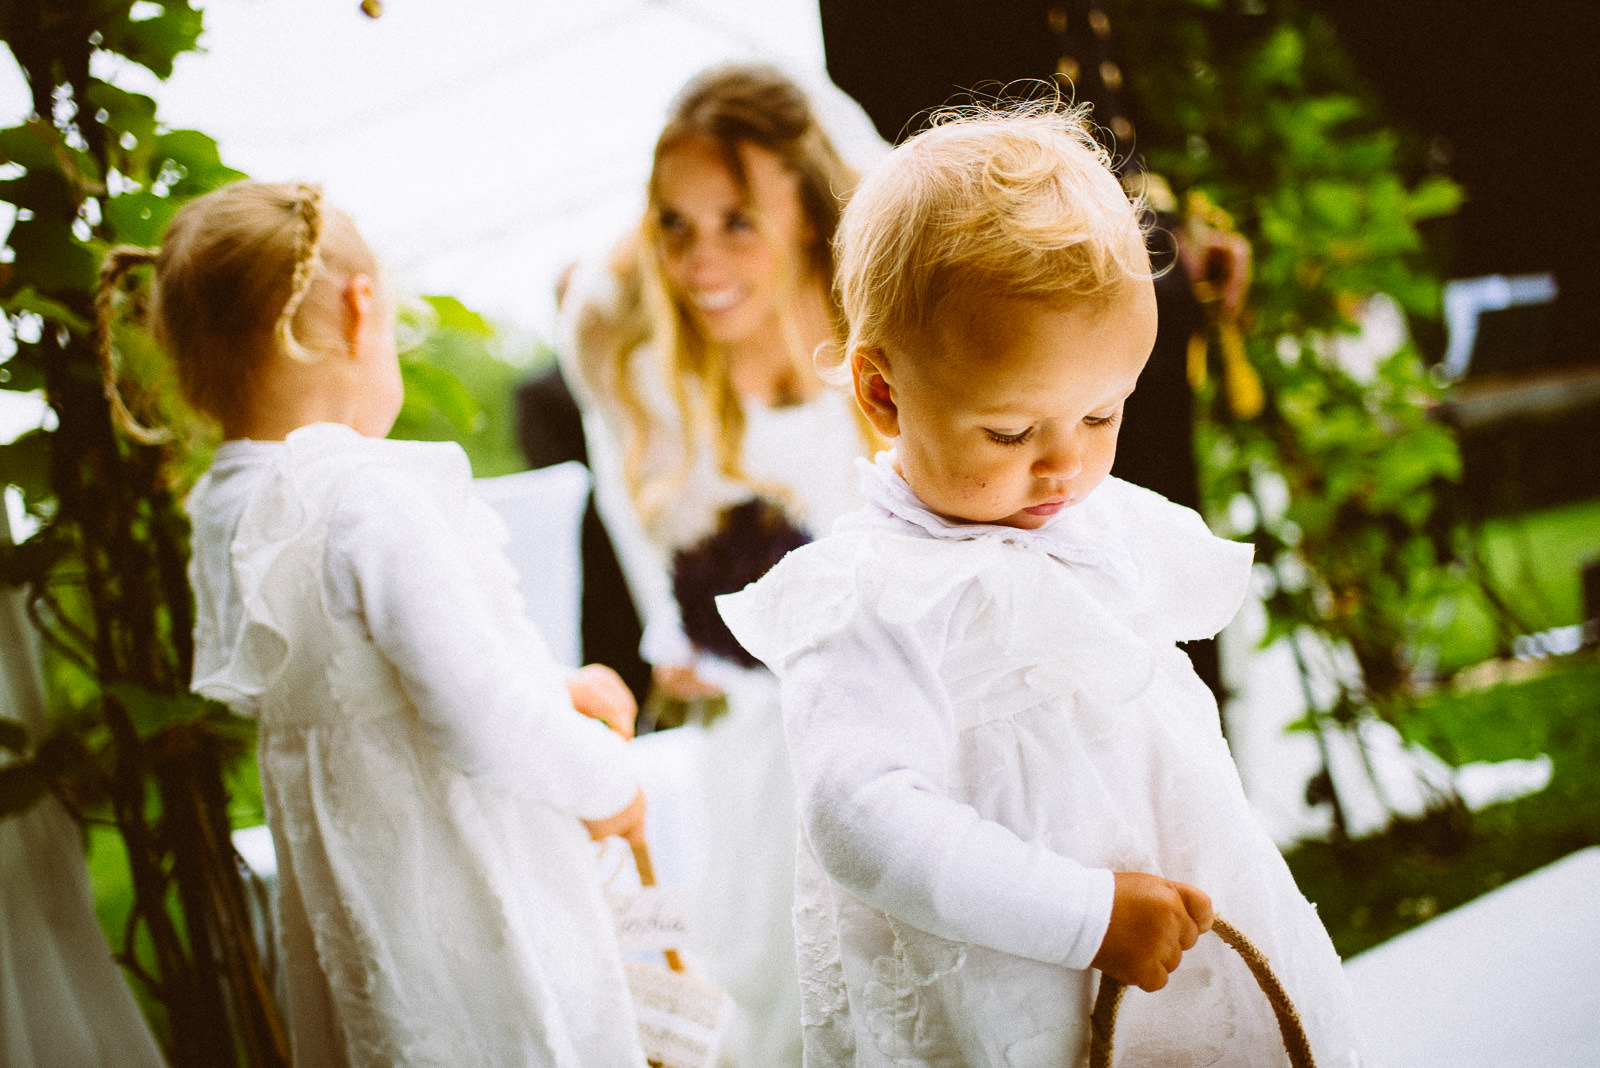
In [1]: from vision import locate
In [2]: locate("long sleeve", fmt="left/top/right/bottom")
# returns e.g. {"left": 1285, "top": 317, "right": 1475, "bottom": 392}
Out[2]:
{"left": 779, "top": 587, "right": 1115, "bottom": 970}
{"left": 326, "top": 465, "right": 638, "bottom": 821}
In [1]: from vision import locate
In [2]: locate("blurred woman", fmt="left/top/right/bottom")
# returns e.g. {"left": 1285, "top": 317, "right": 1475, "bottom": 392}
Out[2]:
{"left": 559, "top": 63, "right": 878, "bottom": 1066}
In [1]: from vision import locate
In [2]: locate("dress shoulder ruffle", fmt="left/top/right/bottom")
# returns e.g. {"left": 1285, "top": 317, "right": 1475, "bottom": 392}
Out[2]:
{"left": 193, "top": 425, "right": 477, "bottom": 711}
{"left": 1089, "top": 476, "right": 1255, "bottom": 645}
{"left": 718, "top": 479, "right": 1252, "bottom": 707}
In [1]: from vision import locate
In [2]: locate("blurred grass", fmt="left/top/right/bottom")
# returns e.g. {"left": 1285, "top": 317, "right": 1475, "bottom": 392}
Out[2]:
{"left": 1429, "top": 497, "right": 1600, "bottom": 671}
{"left": 1286, "top": 653, "right": 1600, "bottom": 959}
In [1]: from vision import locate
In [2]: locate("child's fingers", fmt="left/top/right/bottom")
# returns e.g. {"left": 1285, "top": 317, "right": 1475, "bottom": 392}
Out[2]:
{"left": 1174, "top": 881, "right": 1215, "bottom": 936}
{"left": 583, "top": 787, "right": 647, "bottom": 842}
{"left": 1134, "top": 961, "right": 1171, "bottom": 993}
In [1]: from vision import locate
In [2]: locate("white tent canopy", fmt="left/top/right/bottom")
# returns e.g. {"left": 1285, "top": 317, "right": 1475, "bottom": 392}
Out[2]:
{"left": 64, "top": 0, "right": 883, "bottom": 338}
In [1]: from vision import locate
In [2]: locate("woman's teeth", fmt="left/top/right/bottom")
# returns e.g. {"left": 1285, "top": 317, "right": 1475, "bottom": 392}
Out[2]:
{"left": 694, "top": 288, "right": 740, "bottom": 312}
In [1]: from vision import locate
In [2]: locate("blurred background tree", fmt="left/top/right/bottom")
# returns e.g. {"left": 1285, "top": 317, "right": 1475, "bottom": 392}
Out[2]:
{"left": 0, "top": 1, "right": 289, "bottom": 1063}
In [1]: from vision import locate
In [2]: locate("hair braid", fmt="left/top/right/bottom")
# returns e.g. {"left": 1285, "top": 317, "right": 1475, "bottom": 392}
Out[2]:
{"left": 95, "top": 244, "right": 171, "bottom": 444}
{"left": 273, "top": 182, "right": 325, "bottom": 362}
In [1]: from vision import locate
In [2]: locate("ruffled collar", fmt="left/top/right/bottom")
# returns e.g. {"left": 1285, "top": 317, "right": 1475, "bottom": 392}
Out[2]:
{"left": 853, "top": 450, "right": 1141, "bottom": 584}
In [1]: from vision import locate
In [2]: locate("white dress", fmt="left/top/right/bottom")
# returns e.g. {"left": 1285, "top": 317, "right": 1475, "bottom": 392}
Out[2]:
{"left": 559, "top": 304, "right": 865, "bottom": 1067}
{"left": 718, "top": 454, "right": 1366, "bottom": 1068}
{"left": 187, "top": 423, "right": 647, "bottom": 1068}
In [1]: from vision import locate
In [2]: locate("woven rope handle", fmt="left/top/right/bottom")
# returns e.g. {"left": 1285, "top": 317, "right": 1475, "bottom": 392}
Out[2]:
{"left": 628, "top": 839, "right": 686, "bottom": 973}
{"left": 1088, "top": 916, "right": 1317, "bottom": 1068}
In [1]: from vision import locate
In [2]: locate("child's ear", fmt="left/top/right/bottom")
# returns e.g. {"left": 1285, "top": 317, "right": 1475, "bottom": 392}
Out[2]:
{"left": 342, "top": 274, "right": 376, "bottom": 357}
{"left": 851, "top": 346, "right": 900, "bottom": 440}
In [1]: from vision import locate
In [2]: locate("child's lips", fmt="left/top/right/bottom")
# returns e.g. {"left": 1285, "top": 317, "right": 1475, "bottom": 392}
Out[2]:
{"left": 1024, "top": 498, "right": 1069, "bottom": 516}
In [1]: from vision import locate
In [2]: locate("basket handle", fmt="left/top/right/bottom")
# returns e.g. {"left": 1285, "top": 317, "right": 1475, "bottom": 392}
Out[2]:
{"left": 1088, "top": 916, "right": 1317, "bottom": 1068}
{"left": 628, "top": 839, "right": 686, "bottom": 973}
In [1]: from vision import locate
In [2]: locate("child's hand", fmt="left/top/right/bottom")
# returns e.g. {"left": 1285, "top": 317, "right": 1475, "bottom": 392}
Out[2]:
{"left": 566, "top": 664, "right": 637, "bottom": 739}
{"left": 584, "top": 787, "right": 647, "bottom": 845}
{"left": 1092, "top": 872, "right": 1215, "bottom": 992}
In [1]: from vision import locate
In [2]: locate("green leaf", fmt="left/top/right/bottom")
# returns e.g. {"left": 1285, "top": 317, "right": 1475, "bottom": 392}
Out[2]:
{"left": 397, "top": 360, "right": 482, "bottom": 435}
{"left": 1252, "top": 25, "right": 1305, "bottom": 88}
{"left": 0, "top": 429, "right": 52, "bottom": 504}
{"left": 0, "top": 352, "right": 45, "bottom": 392}
{"left": 84, "top": 80, "right": 159, "bottom": 148}
{"left": 423, "top": 295, "right": 494, "bottom": 336}
{"left": 3, "top": 217, "right": 98, "bottom": 296}
{"left": 153, "top": 129, "right": 245, "bottom": 197}
{"left": 0, "top": 168, "right": 79, "bottom": 219}
{"left": 105, "top": 683, "right": 215, "bottom": 738}
{"left": 0, "top": 123, "right": 60, "bottom": 173}
{"left": 105, "top": 190, "right": 179, "bottom": 248}
{"left": 2, "top": 287, "right": 93, "bottom": 334}
{"left": 1406, "top": 175, "right": 1465, "bottom": 221}
{"left": 97, "top": 1, "right": 205, "bottom": 81}
{"left": 0, "top": 717, "right": 28, "bottom": 754}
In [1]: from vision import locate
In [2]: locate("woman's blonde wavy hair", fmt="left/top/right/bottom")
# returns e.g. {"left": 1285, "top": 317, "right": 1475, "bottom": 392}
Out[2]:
{"left": 828, "top": 102, "right": 1154, "bottom": 378}
{"left": 96, "top": 181, "right": 376, "bottom": 438}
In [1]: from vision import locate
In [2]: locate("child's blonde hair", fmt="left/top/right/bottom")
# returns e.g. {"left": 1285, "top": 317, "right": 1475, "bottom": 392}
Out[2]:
{"left": 832, "top": 103, "right": 1153, "bottom": 371}
{"left": 97, "top": 181, "right": 377, "bottom": 438}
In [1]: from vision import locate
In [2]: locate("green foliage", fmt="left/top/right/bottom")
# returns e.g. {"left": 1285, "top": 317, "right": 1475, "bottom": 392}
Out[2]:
{"left": 0, "top": 2, "right": 282, "bottom": 1062}
{"left": 1428, "top": 498, "right": 1600, "bottom": 673}
{"left": 1113, "top": 0, "right": 1476, "bottom": 820}
{"left": 391, "top": 294, "right": 551, "bottom": 478}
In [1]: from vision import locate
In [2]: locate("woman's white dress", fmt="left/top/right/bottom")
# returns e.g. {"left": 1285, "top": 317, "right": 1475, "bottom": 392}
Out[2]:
{"left": 718, "top": 455, "right": 1366, "bottom": 1068}
{"left": 560, "top": 314, "right": 864, "bottom": 1067}
{"left": 187, "top": 423, "right": 646, "bottom": 1068}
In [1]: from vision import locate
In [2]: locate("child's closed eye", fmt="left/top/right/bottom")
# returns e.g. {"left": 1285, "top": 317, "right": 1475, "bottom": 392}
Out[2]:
{"left": 984, "top": 427, "right": 1035, "bottom": 446}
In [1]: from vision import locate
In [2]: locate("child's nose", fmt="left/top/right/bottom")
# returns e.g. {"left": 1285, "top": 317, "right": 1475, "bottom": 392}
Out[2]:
{"left": 1031, "top": 430, "right": 1083, "bottom": 480}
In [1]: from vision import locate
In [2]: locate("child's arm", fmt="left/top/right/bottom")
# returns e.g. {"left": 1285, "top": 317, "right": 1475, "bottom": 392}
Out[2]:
{"left": 779, "top": 595, "right": 1121, "bottom": 972}
{"left": 327, "top": 466, "right": 640, "bottom": 823}
{"left": 1093, "top": 872, "right": 1214, "bottom": 992}
{"left": 566, "top": 663, "right": 637, "bottom": 739}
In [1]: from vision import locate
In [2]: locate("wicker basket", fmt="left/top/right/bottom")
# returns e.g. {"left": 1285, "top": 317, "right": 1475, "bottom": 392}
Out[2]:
{"left": 1089, "top": 916, "right": 1317, "bottom": 1068}
{"left": 623, "top": 841, "right": 734, "bottom": 1068}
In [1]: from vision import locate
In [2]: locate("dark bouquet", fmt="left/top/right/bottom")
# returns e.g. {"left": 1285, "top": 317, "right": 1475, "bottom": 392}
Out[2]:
{"left": 672, "top": 497, "right": 812, "bottom": 668}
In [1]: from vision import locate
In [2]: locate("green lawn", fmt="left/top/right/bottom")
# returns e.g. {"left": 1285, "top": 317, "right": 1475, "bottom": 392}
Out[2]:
{"left": 1287, "top": 653, "right": 1600, "bottom": 959}
{"left": 1286, "top": 494, "right": 1600, "bottom": 960}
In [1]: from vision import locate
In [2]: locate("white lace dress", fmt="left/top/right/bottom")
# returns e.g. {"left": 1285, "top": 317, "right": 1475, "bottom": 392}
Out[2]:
{"left": 718, "top": 454, "right": 1366, "bottom": 1068}
{"left": 560, "top": 314, "right": 865, "bottom": 1067}
{"left": 187, "top": 423, "right": 646, "bottom": 1068}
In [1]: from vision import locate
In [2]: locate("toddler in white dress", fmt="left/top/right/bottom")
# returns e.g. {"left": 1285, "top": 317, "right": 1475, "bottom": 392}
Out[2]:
{"left": 718, "top": 108, "right": 1365, "bottom": 1066}
{"left": 101, "top": 182, "right": 649, "bottom": 1067}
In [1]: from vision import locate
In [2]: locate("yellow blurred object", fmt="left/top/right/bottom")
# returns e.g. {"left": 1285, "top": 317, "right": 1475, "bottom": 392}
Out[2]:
{"left": 1183, "top": 190, "right": 1264, "bottom": 419}
{"left": 1187, "top": 331, "right": 1209, "bottom": 391}
{"left": 1219, "top": 320, "right": 1265, "bottom": 419}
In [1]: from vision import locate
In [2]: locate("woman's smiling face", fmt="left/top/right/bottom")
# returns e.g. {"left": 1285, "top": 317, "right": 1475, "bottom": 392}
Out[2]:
{"left": 854, "top": 282, "right": 1157, "bottom": 530}
{"left": 652, "top": 137, "right": 813, "bottom": 349}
